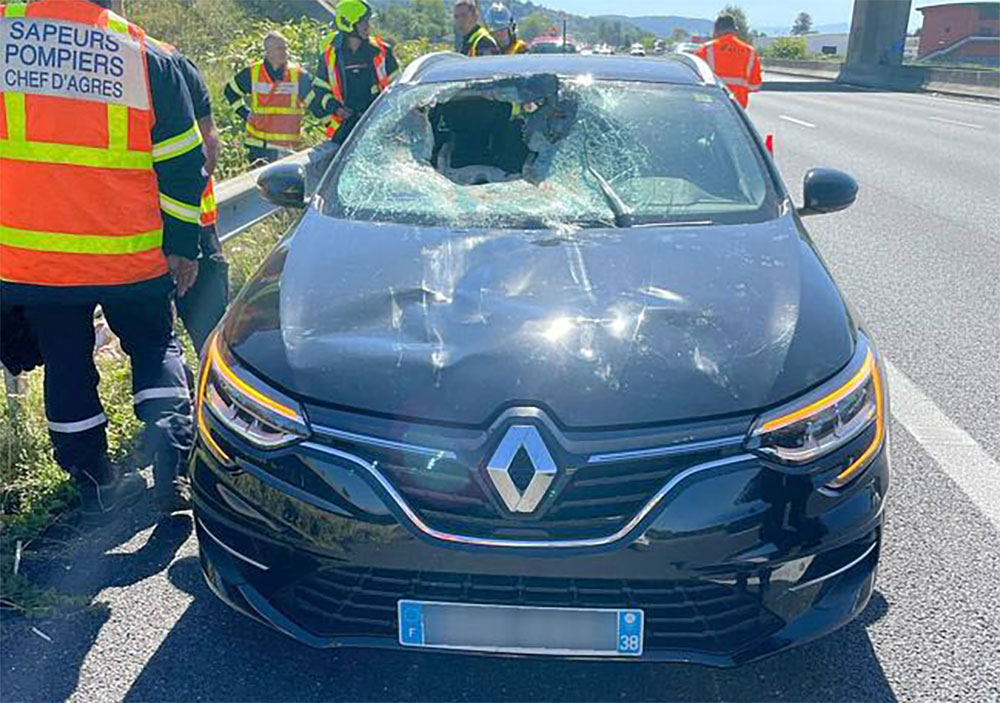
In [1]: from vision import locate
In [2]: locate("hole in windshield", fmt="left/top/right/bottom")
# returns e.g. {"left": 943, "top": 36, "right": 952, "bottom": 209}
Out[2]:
{"left": 324, "top": 75, "right": 780, "bottom": 230}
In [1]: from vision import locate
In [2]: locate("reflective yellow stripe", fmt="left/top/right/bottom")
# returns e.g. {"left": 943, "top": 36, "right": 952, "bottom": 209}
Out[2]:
{"left": 252, "top": 106, "right": 304, "bottom": 115}
{"left": 250, "top": 62, "right": 263, "bottom": 111}
{"left": 2, "top": 6, "right": 28, "bottom": 138}
{"left": 227, "top": 78, "right": 247, "bottom": 97}
{"left": 245, "top": 124, "right": 300, "bottom": 142}
{"left": 159, "top": 193, "right": 201, "bottom": 224}
{"left": 105, "top": 10, "right": 129, "bottom": 34}
{"left": 0, "top": 139, "right": 153, "bottom": 169}
{"left": 0, "top": 225, "right": 163, "bottom": 255}
{"left": 469, "top": 27, "right": 492, "bottom": 56}
{"left": 3, "top": 93, "right": 26, "bottom": 142}
{"left": 151, "top": 124, "right": 203, "bottom": 162}
{"left": 108, "top": 105, "right": 128, "bottom": 151}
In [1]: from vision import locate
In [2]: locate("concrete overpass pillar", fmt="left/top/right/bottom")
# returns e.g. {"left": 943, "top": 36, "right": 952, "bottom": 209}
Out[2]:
{"left": 845, "top": 0, "right": 912, "bottom": 68}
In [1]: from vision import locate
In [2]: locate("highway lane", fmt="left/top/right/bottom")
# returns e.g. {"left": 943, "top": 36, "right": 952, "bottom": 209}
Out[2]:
{"left": 2, "top": 76, "right": 999, "bottom": 703}
{"left": 749, "top": 73, "right": 1000, "bottom": 461}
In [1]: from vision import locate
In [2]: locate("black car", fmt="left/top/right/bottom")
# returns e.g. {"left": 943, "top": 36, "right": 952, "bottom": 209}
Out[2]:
{"left": 191, "top": 53, "right": 889, "bottom": 666}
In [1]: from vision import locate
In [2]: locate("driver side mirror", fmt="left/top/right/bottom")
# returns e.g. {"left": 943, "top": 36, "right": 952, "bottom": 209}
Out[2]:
{"left": 257, "top": 163, "right": 306, "bottom": 209}
{"left": 798, "top": 168, "right": 858, "bottom": 217}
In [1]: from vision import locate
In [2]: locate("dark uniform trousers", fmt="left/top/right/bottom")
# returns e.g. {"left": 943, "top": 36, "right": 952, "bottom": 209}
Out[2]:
{"left": 175, "top": 225, "right": 229, "bottom": 353}
{"left": 24, "top": 293, "right": 193, "bottom": 483}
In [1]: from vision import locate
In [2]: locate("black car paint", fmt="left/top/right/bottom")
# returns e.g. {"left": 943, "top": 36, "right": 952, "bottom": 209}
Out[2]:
{"left": 225, "top": 211, "right": 854, "bottom": 429}
{"left": 194, "top": 54, "right": 886, "bottom": 666}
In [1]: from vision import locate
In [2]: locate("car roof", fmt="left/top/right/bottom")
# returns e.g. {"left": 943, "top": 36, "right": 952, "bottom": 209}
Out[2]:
{"left": 400, "top": 53, "right": 718, "bottom": 88}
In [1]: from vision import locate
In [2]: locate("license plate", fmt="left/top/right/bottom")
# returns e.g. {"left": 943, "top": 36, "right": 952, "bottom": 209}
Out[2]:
{"left": 398, "top": 600, "right": 643, "bottom": 657}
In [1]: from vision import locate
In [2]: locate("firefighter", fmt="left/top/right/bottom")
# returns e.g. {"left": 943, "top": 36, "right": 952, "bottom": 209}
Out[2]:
{"left": 695, "top": 14, "right": 763, "bottom": 109}
{"left": 312, "top": 0, "right": 399, "bottom": 145}
{"left": 151, "top": 39, "right": 229, "bottom": 354}
{"left": 484, "top": 3, "right": 528, "bottom": 55}
{"left": 454, "top": 0, "right": 500, "bottom": 57}
{"left": 225, "top": 32, "right": 313, "bottom": 166}
{"left": 0, "top": 0, "right": 206, "bottom": 515}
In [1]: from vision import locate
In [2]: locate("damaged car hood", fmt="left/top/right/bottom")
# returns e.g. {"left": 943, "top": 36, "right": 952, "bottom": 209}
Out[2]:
{"left": 224, "top": 209, "right": 855, "bottom": 429}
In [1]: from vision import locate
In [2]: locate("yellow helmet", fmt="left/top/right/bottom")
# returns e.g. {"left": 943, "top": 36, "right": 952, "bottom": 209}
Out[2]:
{"left": 336, "top": 0, "right": 372, "bottom": 34}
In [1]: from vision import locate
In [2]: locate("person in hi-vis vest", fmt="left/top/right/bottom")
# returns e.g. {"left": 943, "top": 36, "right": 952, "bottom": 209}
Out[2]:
{"left": 0, "top": 0, "right": 206, "bottom": 517}
{"left": 312, "top": 0, "right": 399, "bottom": 145}
{"left": 696, "top": 14, "right": 762, "bottom": 109}
{"left": 454, "top": 0, "right": 500, "bottom": 57}
{"left": 225, "top": 31, "right": 313, "bottom": 166}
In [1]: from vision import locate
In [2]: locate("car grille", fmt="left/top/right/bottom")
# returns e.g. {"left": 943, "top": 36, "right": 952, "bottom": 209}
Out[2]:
{"left": 371, "top": 445, "right": 739, "bottom": 541}
{"left": 269, "top": 566, "right": 783, "bottom": 655}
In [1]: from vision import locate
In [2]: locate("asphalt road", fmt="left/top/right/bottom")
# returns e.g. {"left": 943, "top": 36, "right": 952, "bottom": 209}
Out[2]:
{"left": 2, "top": 74, "right": 999, "bottom": 703}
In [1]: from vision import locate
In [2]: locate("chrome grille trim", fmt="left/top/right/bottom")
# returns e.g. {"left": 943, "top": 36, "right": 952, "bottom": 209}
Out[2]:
{"left": 312, "top": 425, "right": 458, "bottom": 459}
{"left": 301, "top": 442, "right": 754, "bottom": 549}
{"left": 587, "top": 435, "right": 746, "bottom": 464}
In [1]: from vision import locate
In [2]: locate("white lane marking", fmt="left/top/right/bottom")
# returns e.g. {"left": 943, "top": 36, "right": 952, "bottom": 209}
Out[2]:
{"left": 928, "top": 116, "right": 985, "bottom": 130}
{"left": 779, "top": 114, "right": 817, "bottom": 129}
{"left": 886, "top": 360, "right": 1000, "bottom": 532}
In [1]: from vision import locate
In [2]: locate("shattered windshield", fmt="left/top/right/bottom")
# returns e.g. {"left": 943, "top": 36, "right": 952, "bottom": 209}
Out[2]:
{"left": 323, "top": 75, "right": 779, "bottom": 229}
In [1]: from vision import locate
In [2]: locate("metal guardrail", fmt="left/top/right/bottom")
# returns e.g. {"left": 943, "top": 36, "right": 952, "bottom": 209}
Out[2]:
{"left": 217, "top": 142, "right": 337, "bottom": 242}
{"left": 2, "top": 143, "right": 338, "bottom": 407}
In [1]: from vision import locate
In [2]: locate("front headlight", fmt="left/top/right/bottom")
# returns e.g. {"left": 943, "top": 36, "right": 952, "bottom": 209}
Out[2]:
{"left": 746, "top": 334, "right": 886, "bottom": 490}
{"left": 197, "top": 334, "right": 310, "bottom": 459}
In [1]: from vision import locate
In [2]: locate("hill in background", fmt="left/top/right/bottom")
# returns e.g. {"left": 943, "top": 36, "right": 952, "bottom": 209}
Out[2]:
{"left": 597, "top": 14, "right": 713, "bottom": 39}
{"left": 753, "top": 22, "right": 851, "bottom": 36}
{"left": 370, "top": 0, "right": 653, "bottom": 45}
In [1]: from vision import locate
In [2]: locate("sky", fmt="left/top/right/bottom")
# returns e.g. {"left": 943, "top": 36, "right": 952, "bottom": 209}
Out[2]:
{"left": 539, "top": 0, "right": 981, "bottom": 31}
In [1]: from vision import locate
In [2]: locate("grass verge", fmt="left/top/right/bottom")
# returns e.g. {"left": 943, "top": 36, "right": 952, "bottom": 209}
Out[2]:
{"left": 0, "top": 216, "right": 289, "bottom": 616}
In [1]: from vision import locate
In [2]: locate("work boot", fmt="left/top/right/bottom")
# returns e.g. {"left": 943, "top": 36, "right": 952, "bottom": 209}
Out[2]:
{"left": 154, "top": 449, "right": 192, "bottom": 514}
{"left": 77, "top": 465, "right": 145, "bottom": 518}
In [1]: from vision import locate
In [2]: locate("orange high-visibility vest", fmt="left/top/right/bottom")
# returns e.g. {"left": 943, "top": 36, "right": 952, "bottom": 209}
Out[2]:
{"left": 0, "top": 0, "right": 172, "bottom": 288}
{"left": 322, "top": 34, "right": 391, "bottom": 140}
{"left": 200, "top": 178, "right": 217, "bottom": 227}
{"left": 696, "top": 33, "right": 762, "bottom": 109}
{"left": 246, "top": 61, "right": 305, "bottom": 149}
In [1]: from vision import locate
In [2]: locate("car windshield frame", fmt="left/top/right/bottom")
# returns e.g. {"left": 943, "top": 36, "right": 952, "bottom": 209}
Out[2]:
{"left": 319, "top": 75, "right": 786, "bottom": 231}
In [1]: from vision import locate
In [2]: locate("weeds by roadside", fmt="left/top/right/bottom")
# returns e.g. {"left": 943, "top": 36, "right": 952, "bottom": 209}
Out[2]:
{"left": 0, "top": 216, "right": 289, "bottom": 616}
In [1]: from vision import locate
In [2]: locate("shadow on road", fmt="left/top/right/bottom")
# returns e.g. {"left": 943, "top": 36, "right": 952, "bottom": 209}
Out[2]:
{"left": 116, "top": 556, "right": 896, "bottom": 703}
{"left": 0, "top": 498, "right": 191, "bottom": 703}
{"left": 761, "top": 80, "right": 894, "bottom": 94}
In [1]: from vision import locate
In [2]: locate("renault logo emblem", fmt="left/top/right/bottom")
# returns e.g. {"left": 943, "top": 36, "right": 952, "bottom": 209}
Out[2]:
{"left": 486, "top": 425, "right": 557, "bottom": 514}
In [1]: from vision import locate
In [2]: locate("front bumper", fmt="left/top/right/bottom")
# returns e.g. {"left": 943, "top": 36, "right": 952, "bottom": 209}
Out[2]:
{"left": 190, "top": 425, "right": 888, "bottom": 667}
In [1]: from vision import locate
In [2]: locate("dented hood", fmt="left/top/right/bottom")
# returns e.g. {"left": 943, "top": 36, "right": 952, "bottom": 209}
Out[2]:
{"left": 224, "top": 209, "right": 855, "bottom": 429}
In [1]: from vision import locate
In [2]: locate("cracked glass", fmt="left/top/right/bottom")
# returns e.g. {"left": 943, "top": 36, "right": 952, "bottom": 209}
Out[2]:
{"left": 323, "top": 75, "right": 779, "bottom": 230}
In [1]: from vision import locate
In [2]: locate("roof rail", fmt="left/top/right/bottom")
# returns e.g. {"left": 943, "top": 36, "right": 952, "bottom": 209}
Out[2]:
{"left": 669, "top": 52, "right": 717, "bottom": 86}
{"left": 399, "top": 51, "right": 466, "bottom": 85}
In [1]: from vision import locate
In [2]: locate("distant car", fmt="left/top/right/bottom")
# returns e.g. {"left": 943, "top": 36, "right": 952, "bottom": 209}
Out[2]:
{"left": 674, "top": 42, "right": 700, "bottom": 54}
{"left": 531, "top": 39, "right": 578, "bottom": 54}
{"left": 195, "top": 53, "right": 887, "bottom": 667}
{"left": 629, "top": 43, "right": 646, "bottom": 56}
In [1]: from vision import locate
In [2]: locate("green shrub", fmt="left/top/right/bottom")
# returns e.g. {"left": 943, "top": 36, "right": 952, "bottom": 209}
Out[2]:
{"left": 762, "top": 37, "right": 810, "bottom": 60}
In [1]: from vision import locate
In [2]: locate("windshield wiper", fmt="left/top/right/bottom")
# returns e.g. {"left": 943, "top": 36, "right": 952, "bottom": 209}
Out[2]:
{"left": 587, "top": 164, "right": 633, "bottom": 228}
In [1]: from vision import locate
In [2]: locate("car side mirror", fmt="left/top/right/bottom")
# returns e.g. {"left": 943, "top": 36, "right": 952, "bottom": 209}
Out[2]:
{"left": 258, "top": 163, "right": 305, "bottom": 209}
{"left": 799, "top": 168, "right": 858, "bottom": 217}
